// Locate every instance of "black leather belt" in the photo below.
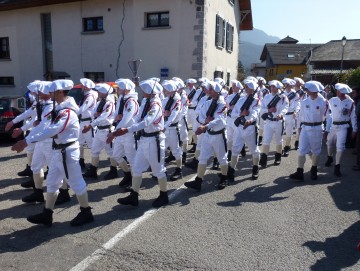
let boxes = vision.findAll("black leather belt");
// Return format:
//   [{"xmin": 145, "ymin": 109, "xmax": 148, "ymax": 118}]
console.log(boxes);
[
  {"xmin": 207, "ymin": 128, "xmax": 225, "ymax": 135},
  {"xmin": 188, "ymin": 106, "xmax": 196, "ymax": 109},
  {"xmin": 285, "ymin": 112, "xmax": 294, "ymax": 115},
  {"xmin": 140, "ymin": 130, "xmax": 161, "ymax": 162},
  {"xmin": 169, "ymin": 122, "xmax": 179, "ymax": 127},
  {"xmin": 52, "ymin": 141, "xmax": 75, "ymax": 150},
  {"xmin": 98, "ymin": 125, "xmax": 111, "ymax": 130},
  {"xmin": 141, "ymin": 131, "xmax": 161, "ymax": 137},
  {"xmin": 52, "ymin": 140, "xmax": 76, "ymax": 179},
  {"xmin": 80, "ymin": 117, "xmax": 92, "ymax": 121},
  {"xmin": 333, "ymin": 121, "xmax": 350, "ymax": 125},
  {"xmin": 302, "ymin": 122, "xmax": 322, "ymax": 126}
]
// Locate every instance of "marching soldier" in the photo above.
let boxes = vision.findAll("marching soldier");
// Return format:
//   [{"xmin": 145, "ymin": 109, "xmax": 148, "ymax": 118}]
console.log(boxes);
[
  {"xmin": 185, "ymin": 78, "xmax": 198, "ymax": 154},
  {"xmin": 112, "ymin": 79, "xmax": 169, "ymax": 208},
  {"xmin": 12, "ymin": 79, "xmax": 94, "ymax": 227},
  {"xmin": 293, "ymin": 77, "xmax": 306, "ymax": 149},
  {"xmin": 184, "ymin": 81, "xmax": 228, "ymax": 191},
  {"xmin": 281, "ymin": 78, "xmax": 300, "ymax": 157},
  {"xmin": 289, "ymin": 81, "xmax": 328, "ymax": 181},
  {"xmin": 229, "ymin": 79, "xmax": 261, "ymax": 181},
  {"xmin": 107, "ymin": 78, "xmax": 139, "ymax": 188},
  {"xmin": 256, "ymin": 76, "xmax": 267, "ymax": 146},
  {"xmin": 324, "ymin": 83, "xmax": 357, "ymax": 176},
  {"xmin": 259, "ymin": 80, "xmax": 289, "ymax": 167},
  {"xmin": 77, "ymin": 78, "xmax": 98, "ymax": 170},
  {"xmin": 162, "ymin": 80, "xmax": 183, "ymax": 180},
  {"xmin": 82, "ymin": 83, "xmax": 116, "ymax": 180}
]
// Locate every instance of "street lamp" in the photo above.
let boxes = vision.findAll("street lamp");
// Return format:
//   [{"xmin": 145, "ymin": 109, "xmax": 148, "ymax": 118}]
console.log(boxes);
[{"xmin": 339, "ymin": 36, "xmax": 347, "ymax": 80}]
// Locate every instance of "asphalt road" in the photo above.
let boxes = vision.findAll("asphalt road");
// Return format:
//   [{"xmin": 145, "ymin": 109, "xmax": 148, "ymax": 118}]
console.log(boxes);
[{"xmin": 0, "ymin": 136, "xmax": 360, "ymax": 271}]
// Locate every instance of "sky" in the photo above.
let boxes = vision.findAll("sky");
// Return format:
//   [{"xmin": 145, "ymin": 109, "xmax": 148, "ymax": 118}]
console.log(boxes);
[{"xmin": 250, "ymin": 0, "xmax": 360, "ymax": 43}]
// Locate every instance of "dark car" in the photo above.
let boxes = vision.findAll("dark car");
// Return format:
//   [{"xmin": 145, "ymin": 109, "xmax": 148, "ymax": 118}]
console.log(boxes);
[{"xmin": 0, "ymin": 96, "xmax": 26, "ymax": 137}]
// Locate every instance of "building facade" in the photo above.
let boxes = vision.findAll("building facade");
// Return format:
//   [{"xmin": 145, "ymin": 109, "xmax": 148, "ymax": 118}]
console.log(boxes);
[{"xmin": 0, "ymin": 0, "xmax": 252, "ymax": 97}]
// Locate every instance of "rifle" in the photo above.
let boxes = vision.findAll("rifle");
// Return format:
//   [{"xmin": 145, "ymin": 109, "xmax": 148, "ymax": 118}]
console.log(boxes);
[
  {"xmin": 261, "ymin": 93, "xmax": 282, "ymax": 121},
  {"xmin": 35, "ymin": 95, "xmax": 42, "ymax": 122},
  {"xmin": 112, "ymin": 96, "xmax": 125, "ymax": 127},
  {"xmin": 164, "ymin": 93, "xmax": 175, "ymax": 122},
  {"xmin": 187, "ymin": 88, "xmax": 196, "ymax": 101},
  {"xmin": 234, "ymin": 86, "xmax": 259, "ymax": 127},
  {"xmin": 95, "ymin": 85, "xmax": 112, "ymax": 118},
  {"xmin": 205, "ymin": 98, "xmax": 219, "ymax": 124},
  {"xmin": 227, "ymin": 92, "xmax": 241, "ymax": 116}
]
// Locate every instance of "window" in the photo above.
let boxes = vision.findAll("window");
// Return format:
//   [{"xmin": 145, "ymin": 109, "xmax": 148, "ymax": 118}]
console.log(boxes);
[
  {"xmin": 0, "ymin": 37, "xmax": 10, "ymax": 59},
  {"xmin": 0, "ymin": 77, "xmax": 15, "ymax": 86},
  {"xmin": 214, "ymin": 71, "xmax": 223, "ymax": 79},
  {"xmin": 145, "ymin": 12, "xmax": 169, "ymax": 28},
  {"xmin": 229, "ymin": 0, "xmax": 235, "ymax": 5},
  {"xmin": 83, "ymin": 17, "xmax": 103, "ymax": 32},
  {"xmin": 286, "ymin": 70, "xmax": 292, "ymax": 75},
  {"xmin": 215, "ymin": 15, "xmax": 226, "ymax": 48},
  {"xmin": 287, "ymin": 53, "xmax": 295, "ymax": 58},
  {"xmin": 226, "ymin": 23, "xmax": 234, "ymax": 52},
  {"xmin": 84, "ymin": 72, "xmax": 104, "ymax": 83}
]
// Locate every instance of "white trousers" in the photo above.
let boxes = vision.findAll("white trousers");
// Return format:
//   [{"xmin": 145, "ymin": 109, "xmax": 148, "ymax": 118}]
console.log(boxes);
[
  {"xmin": 198, "ymin": 132, "xmax": 227, "ymax": 166},
  {"xmin": 327, "ymin": 126, "xmax": 348, "ymax": 152},
  {"xmin": 232, "ymin": 125, "xmax": 260, "ymax": 158},
  {"xmin": 179, "ymin": 117, "xmax": 189, "ymax": 143},
  {"xmin": 226, "ymin": 117, "xmax": 236, "ymax": 144},
  {"xmin": 284, "ymin": 114, "xmax": 296, "ymax": 137},
  {"xmin": 91, "ymin": 128, "xmax": 113, "ymax": 157},
  {"xmin": 298, "ymin": 129, "xmax": 323, "ymax": 156},
  {"xmin": 46, "ymin": 143, "xmax": 87, "ymax": 195},
  {"xmin": 112, "ymin": 132, "xmax": 136, "ymax": 166},
  {"xmin": 132, "ymin": 133, "xmax": 166, "ymax": 179},
  {"xmin": 31, "ymin": 140, "xmax": 53, "ymax": 174},
  {"xmin": 263, "ymin": 120, "xmax": 284, "ymax": 145},
  {"xmin": 165, "ymin": 127, "xmax": 183, "ymax": 160},
  {"xmin": 79, "ymin": 120, "xmax": 94, "ymax": 147}
]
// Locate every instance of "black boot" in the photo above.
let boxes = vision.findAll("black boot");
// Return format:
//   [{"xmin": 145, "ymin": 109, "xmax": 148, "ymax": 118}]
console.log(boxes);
[
  {"xmin": 119, "ymin": 171, "xmax": 132, "ymax": 187},
  {"xmin": 252, "ymin": 165, "xmax": 259, "ymax": 180},
  {"xmin": 310, "ymin": 166, "xmax": 318, "ymax": 180},
  {"xmin": 227, "ymin": 166, "xmax": 235, "ymax": 183},
  {"xmin": 289, "ymin": 168, "xmax": 304, "ymax": 181},
  {"xmin": 182, "ymin": 152, "xmax": 187, "ymax": 164},
  {"xmin": 259, "ymin": 153, "xmax": 268, "ymax": 168},
  {"xmin": 334, "ymin": 164, "xmax": 342, "ymax": 177},
  {"xmin": 165, "ymin": 152, "xmax": 176, "ymax": 163},
  {"xmin": 152, "ymin": 191, "xmax": 169, "ymax": 208},
  {"xmin": 103, "ymin": 166, "xmax": 118, "ymax": 180},
  {"xmin": 82, "ymin": 165, "xmax": 98, "ymax": 179},
  {"xmin": 211, "ymin": 157, "xmax": 220, "ymax": 170},
  {"xmin": 117, "ymin": 191, "xmax": 139, "ymax": 206},
  {"xmin": 283, "ymin": 146, "xmax": 290, "ymax": 157},
  {"xmin": 22, "ymin": 188, "xmax": 44, "ymax": 203},
  {"xmin": 79, "ymin": 158, "xmax": 86, "ymax": 171},
  {"xmin": 184, "ymin": 176, "xmax": 202, "ymax": 192},
  {"xmin": 185, "ymin": 157, "xmax": 198, "ymax": 170},
  {"xmin": 217, "ymin": 174, "xmax": 229, "ymax": 190},
  {"xmin": 55, "ymin": 189, "xmax": 71, "ymax": 205},
  {"xmin": 274, "ymin": 153, "xmax": 282, "ymax": 165},
  {"xmin": 21, "ymin": 177, "xmax": 35, "ymax": 189},
  {"xmin": 188, "ymin": 144, "xmax": 197, "ymax": 153},
  {"xmin": 170, "ymin": 167, "xmax": 182, "ymax": 181},
  {"xmin": 240, "ymin": 145, "xmax": 246, "ymax": 157},
  {"xmin": 27, "ymin": 208, "xmax": 53, "ymax": 227},
  {"xmin": 227, "ymin": 150, "xmax": 232, "ymax": 162},
  {"xmin": 18, "ymin": 164, "xmax": 32, "ymax": 177},
  {"xmin": 325, "ymin": 156, "xmax": 333, "ymax": 167},
  {"xmin": 258, "ymin": 136, "xmax": 263, "ymax": 146},
  {"xmin": 70, "ymin": 206, "xmax": 94, "ymax": 226},
  {"xmin": 294, "ymin": 140, "xmax": 299, "ymax": 150}
]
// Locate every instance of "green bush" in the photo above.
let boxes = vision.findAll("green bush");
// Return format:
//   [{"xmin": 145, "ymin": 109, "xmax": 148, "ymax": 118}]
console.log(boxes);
[{"xmin": 347, "ymin": 67, "xmax": 360, "ymax": 88}]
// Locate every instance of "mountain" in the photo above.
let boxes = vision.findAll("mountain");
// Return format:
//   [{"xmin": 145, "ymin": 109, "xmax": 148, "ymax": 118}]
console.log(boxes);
[{"xmin": 239, "ymin": 28, "xmax": 281, "ymax": 72}]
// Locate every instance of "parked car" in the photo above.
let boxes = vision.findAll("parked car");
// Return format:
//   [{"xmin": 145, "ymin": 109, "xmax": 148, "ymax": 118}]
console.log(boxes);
[{"xmin": 0, "ymin": 96, "xmax": 26, "ymax": 137}]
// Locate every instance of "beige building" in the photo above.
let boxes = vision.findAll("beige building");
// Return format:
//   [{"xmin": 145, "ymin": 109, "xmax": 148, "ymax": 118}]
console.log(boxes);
[{"xmin": 0, "ymin": 0, "xmax": 252, "ymax": 96}]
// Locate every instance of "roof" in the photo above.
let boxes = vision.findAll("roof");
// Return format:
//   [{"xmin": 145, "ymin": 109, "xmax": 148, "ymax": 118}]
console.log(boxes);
[
  {"xmin": 239, "ymin": 0, "xmax": 253, "ymax": 31},
  {"xmin": 310, "ymin": 69, "xmax": 351, "ymax": 75},
  {"xmin": 278, "ymin": 36, "xmax": 299, "ymax": 44},
  {"xmin": 0, "ymin": 0, "xmax": 85, "ymax": 11},
  {"xmin": 260, "ymin": 43, "xmax": 322, "ymax": 65},
  {"xmin": 311, "ymin": 39, "xmax": 360, "ymax": 62}
]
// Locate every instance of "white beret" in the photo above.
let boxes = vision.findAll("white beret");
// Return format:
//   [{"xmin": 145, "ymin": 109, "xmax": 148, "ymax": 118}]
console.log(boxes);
[
  {"xmin": 214, "ymin": 77, "xmax": 226, "ymax": 87},
  {"xmin": 95, "ymin": 83, "xmax": 113, "ymax": 94},
  {"xmin": 186, "ymin": 78, "xmax": 197, "ymax": 84},
  {"xmin": 50, "ymin": 79, "xmax": 74, "ymax": 92},
  {"xmin": 256, "ymin": 76, "xmax": 266, "ymax": 84},
  {"xmin": 304, "ymin": 81, "xmax": 324, "ymax": 93},
  {"xmin": 198, "ymin": 77, "xmax": 209, "ymax": 83},
  {"xmin": 243, "ymin": 79, "xmax": 258, "ymax": 90},
  {"xmin": 208, "ymin": 81, "xmax": 223, "ymax": 93},
  {"xmin": 147, "ymin": 77, "xmax": 161, "ymax": 82},
  {"xmin": 245, "ymin": 76, "xmax": 257, "ymax": 83},
  {"xmin": 140, "ymin": 79, "xmax": 163, "ymax": 94},
  {"xmin": 162, "ymin": 80, "xmax": 178, "ymax": 92},
  {"xmin": 38, "ymin": 81, "xmax": 53, "ymax": 95},
  {"xmin": 80, "ymin": 78, "xmax": 95, "ymax": 89},
  {"xmin": 268, "ymin": 80, "xmax": 283, "ymax": 89},
  {"xmin": 282, "ymin": 78, "xmax": 296, "ymax": 86},
  {"xmin": 27, "ymin": 80, "xmax": 41, "ymax": 93},
  {"xmin": 231, "ymin": 80, "xmax": 243, "ymax": 89},
  {"xmin": 335, "ymin": 83, "xmax": 352, "ymax": 94},
  {"xmin": 115, "ymin": 78, "xmax": 135, "ymax": 91},
  {"xmin": 294, "ymin": 77, "xmax": 305, "ymax": 85}
]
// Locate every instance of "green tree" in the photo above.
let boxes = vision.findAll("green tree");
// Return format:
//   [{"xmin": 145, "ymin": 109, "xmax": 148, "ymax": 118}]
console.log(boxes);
[
  {"xmin": 346, "ymin": 67, "xmax": 360, "ymax": 88},
  {"xmin": 237, "ymin": 61, "xmax": 246, "ymax": 81}
]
